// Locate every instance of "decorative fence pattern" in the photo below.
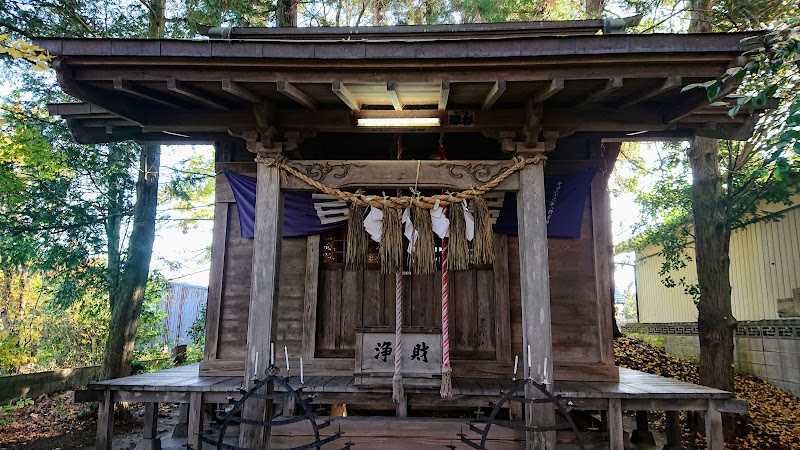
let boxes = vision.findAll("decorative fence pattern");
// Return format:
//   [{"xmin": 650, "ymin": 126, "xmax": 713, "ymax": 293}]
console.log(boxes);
[{"xmin": 625, "ymin": 319, "xmax": 800, "ymax": 340}]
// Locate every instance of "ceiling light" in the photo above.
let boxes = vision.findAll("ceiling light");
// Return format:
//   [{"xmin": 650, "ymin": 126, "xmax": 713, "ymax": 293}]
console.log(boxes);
[{"xmin": 357, "ymin": 117, "xmax": 441, "ymax": 127}]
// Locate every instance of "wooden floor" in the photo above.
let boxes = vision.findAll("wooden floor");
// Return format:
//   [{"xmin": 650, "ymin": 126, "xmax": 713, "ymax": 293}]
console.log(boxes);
[
  {"xmin": 89, "ymin": 365, "xmax": 745, "ymax": 450},
  {"xmin": 90, "ymin": 364, "xmax": 734, "ymax": 401}
]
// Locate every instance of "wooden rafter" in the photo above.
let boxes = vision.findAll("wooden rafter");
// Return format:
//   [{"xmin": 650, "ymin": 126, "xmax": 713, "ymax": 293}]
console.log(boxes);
[
  {"xmin": 482, "ymin": 80, "xmax": 507, "ymax": 110},
  {"xmin": 113, "ymin": 78, "xmax": 180, "ymax": 108},
  {"xmin": 276, "ymin": 80, "xmax": 316, "ymax": 110},
  {"xmin": 386, "ymin": 81, "xmax": 403, "ymax": 111},
  {"xmin": 577, "ymin": 77, "xmax": 623, "ymax": 106},
  {"xmin": 533, "ymin": 78, "xmax": 564, "ymax": 103},
  {"xmin": 332, "ymin": 81, "xmax": 360, "ymax": 111},
  {"xmin": 618, "ymin": 75, "xmax": 682, "ymax": 108},
  {"xmin": 438, "ymin": 81, "xmax": 450, "ymax": 111},
  {"xmin": 221, "ymin": 79, "xmax": 261, "ymax": 103},
  {"xmin": 662, "ymin": 57, "xmax": 748, "ymax": 122},
  {"xmin": 167, "ymin": 79, "xmax": 229, "ymax": 109}
]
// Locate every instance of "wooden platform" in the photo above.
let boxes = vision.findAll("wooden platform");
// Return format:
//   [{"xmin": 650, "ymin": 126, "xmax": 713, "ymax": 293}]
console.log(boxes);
[{"xmin": 86, "ymin": 364, "xmax": 746, "ymax": 450}]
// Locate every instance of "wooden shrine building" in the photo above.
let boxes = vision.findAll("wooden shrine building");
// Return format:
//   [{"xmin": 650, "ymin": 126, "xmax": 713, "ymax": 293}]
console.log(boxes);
[{"xmin": 38, "ymin": 18, "xmax": 762, "ymax": 450}]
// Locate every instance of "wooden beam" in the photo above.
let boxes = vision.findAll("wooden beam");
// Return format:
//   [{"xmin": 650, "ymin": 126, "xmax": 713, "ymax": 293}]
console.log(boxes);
[
  {"xmin": 664, "ymin": 56, "xmax": 747, "ymax": 122},
  {"xmin": 114, "ymin": 78, "xmax": 180, "ymax": 108},
  {"xmin": 277, "ymin": 80, "xmax": 316, "ymax": 110},
  {"xmin": 482, "ymin": 79, "xmax": 507, "ymax": 110},
  {"xmin": 332, "ymin": 81, "xmax": 360, "ymax": 111},
  {"xmin": 438, "ymin": 81, "xmax": 450, "ymax": 111},
  {"xmin": 276, "ymin": 159, "xmax": 520, "ymax": 191},
  {"xmin": 54, "ymin": 64, "xmax": 148, "ymax": 125},
  {"xmin": 665, "ymin": 411, "xmax": 684, "ymax": 450},
  {"xmin": 516, "ymin": 157, "xmax": 555, "ymax": 450},
  {"xmin": 533, "ymin": 78, "xmax": 564, "ymax": 102},
  {"xmin": 167, "ymin": 78, "xmax": 229, "ymax": 109},
  {"xmin": 386, "ymin": 81, "xmax": 403, "ymax": 111},
  {"xmin": 577, "ymin": 77, "xmax": 623, "ymax": 106},
  {"xmin": 240, "ymin": 159, "xmax": 284, "ymax": 448},
  {"xmin": 222, "ymin": 79, "xmax": 261, "ymax": 103},
  {"xmin": 619, "ymin": 75, "xmax": 682, "ymax": 108},
  {"xmin": 97, "ymin": 389, "xmax": 114, "ymax": 450},
  {"xmin": 705, "ymin": 400, "xmax": 723, "ymax": 450},
  {"xmin": 187, "ymin": 392, "xmax": 203, "ymax": 450},
  {"xmin": 608, "ymin": 398, "xmax": 624, "ymax": 450}
]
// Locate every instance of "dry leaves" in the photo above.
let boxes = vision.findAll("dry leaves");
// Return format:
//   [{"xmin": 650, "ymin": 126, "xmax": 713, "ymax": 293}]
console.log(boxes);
[{"xmin": 615, "ymin": 336, "xmax": 800, "ymax": 450}]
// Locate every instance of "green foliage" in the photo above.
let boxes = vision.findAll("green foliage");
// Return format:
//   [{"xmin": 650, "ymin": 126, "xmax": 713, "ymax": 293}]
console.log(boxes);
[
  {"xmin": 1, "ymin": 397, "xmax": 34, "ymax": 414},
  {"xmin": 187, "ymin": 301, "xmax": 207, "ymax": 347}
]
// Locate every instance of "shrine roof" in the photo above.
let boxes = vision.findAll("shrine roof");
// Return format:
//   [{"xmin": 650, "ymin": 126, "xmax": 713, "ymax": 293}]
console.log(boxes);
[{"xmin": 34, "ymin": 22, "xmax": 767, "ymax": 146}]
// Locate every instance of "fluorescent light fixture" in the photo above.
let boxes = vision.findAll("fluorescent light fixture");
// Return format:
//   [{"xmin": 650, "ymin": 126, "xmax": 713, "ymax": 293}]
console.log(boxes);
[{"xmin": 357, "ymin": 117, "xmax": 441, "ymax": 127}]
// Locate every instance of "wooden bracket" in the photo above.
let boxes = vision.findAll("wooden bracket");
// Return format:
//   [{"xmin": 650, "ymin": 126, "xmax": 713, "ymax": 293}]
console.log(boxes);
[
  {"xmin": 523, "ymin": 98, "xmax": 543, "ymax": 147},
  {"xmin": 482, "ymin": 129, "xmax": 521, "ymax": 153}
]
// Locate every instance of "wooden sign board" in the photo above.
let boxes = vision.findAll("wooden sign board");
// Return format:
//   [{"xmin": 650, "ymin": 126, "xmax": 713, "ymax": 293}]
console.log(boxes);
[{"xmin": 355, "ymin": 331, "xmax": 442, "ymax": 379}]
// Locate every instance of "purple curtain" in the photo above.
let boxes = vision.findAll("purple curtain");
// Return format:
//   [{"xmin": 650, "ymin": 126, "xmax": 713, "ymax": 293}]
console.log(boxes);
[{"xmin": 224, "ymin": 168, "xmax": 596, "ymax": 239}]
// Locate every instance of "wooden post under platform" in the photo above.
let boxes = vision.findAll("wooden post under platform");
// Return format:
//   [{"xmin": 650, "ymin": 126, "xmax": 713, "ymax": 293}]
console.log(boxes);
[
  {"xmin": 239, "ymin": 158, "xmax": 285, "ymax": 449},
  {"xmin": 516, "ymin": 155, "xmax": 555, "ymax": 450}
]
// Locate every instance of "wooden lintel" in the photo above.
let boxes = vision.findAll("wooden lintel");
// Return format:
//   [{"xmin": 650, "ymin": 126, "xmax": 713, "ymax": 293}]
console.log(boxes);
[
  {"xmin": 113, "ymin": 78, "xmax": 181, "ymax": 108},
  {"xmin": 619, "ymin": 75, "xmax": 682, "ymax": 108},
  {"xmin": 167, "ymin": 78, "xmax": 229, "ymax": 109},
  {"xmin": 277, "ymin": 80, "xmax": 316, "ymax": 110},
  {"xmin": 533, "ymin": 78, "xmax": 564, "ymax": 103},
  {"xmin": 577, "ymin": 77, "xmax": 623, "ymax": 106},
  {"xmin": 386, "ymin": 81, "xmax": 403, "ymax": 111},
  {"xmin": 221, "ymin": 79, "xmax": 261, "ymax": 103},
  {"xmin": 332, "ymin": 81, "xmax": 360, "ymax": 111},
  {"xmin": 438, "ymin": 81, "xmax": 450, "ymax": 111},
  {"xmin": 275, "ymin": 159, "xmax": 521, "ymax": 191},
  {"xmin": 482, "ymin": 79, "xmax": 507, "ymax": 110}
]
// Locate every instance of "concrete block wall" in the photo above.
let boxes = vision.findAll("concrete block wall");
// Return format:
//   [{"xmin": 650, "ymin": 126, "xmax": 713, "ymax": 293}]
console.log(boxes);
[
  {"xmin": 0, "ymin": 366, "xmax": 101, "ymax": 403},
  {"xmin": 625, "ymin": 321, "xmax": 800, "ymax": 397}
]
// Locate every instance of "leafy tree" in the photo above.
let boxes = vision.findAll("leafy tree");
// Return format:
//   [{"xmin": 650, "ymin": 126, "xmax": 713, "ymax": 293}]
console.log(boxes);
[{"xmin": 614, "ymin": 0, "xmax": 799, "ymax": 438}]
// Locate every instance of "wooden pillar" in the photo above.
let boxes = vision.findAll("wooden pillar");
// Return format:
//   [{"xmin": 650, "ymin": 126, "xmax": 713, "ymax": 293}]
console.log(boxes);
[
  {"xmin": 608, "ymin": 398, "xmax": 624, "ymax": 450},
  {"xmin": 239, "ymin": 156, "xmax": 285, "ymax": 449},
  {"xmin": 665, "ymin": 411, "xmax": 684, "ymax": 450},
  {"xmin": 96, "ymin": 389, "xmax": 114, "ymax": 450},
  {"xmin": 188, "ymin": 392, "xmax": 203, "ymax": 449},
  {"xmin": 516, "ymin": 157, "xmax": 555, "ymax": 450},
  {"xmin": 143, "ymin": 402, "xmax": 162, "ymax": 450},
  {"xmin": 705, "ymin": 400, "xmax": 723, "ymax": 450}
]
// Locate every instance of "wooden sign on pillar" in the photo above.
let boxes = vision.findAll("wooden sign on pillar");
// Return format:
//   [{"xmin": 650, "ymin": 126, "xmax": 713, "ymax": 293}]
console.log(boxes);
[
  {"xmin": 516, "ymin": 149, "xmax": 555, "ymax": 450},
  {"xmin": 240, "ymin": 152, "xmax": 285, "ymax": 449}
]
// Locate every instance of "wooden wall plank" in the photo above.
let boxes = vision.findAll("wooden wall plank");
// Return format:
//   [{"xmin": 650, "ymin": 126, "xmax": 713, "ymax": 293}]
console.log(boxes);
[
  {"xmin": 203, "ymin": 202, "xmax": 228, "ymax": 361},
  {"xmin": 591, "ymin": 172, "xmax": 616, "ymax": 367},
  {"xmin": 362, "ymin": 270, "xmax": 384, "ymax": 327},
  {"xmin": 494, "ymin": 234, "xmax": 512, "ymax": 363},
  {"xmin": 302, "ymin": 235, "xmax": 320, "ymax": 359}
]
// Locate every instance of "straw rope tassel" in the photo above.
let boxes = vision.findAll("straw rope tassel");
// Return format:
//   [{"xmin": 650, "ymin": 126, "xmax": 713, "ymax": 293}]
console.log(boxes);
[
  {"xmin": 448, "ymin": 200, "xmax": 470, "ymax": 271},
  {"xmin": 472, "ymin": 196, "xmax": 494, "ymax": 265},
  {"xmin": 412, "ymin": 207, "xmax": 435, "ymax": 274},
  {"xmin": 393, "ymin": 134, "xmax": 404, "ymax": 403},
  {"xmin": 345, "ymin": 202, "xmax": 368, "ymax": 271}
]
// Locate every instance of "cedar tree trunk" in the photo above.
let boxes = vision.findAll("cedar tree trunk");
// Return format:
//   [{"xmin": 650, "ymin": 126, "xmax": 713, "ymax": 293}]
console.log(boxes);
[
  {"xmin": 688, "ymin": 136, "xmax": 737, "ymax": 434},
  {"xmin": 101, "ymin": 144, "xmax": 161, "ymax": 380},
  {"xmin": 585, "ymin": 0, "xmax": 605, "ymax": 18}
]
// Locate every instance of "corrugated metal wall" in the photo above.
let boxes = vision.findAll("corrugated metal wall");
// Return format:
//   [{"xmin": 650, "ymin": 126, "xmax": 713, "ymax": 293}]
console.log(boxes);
[
  {"xmin": 161, "ymin": 283, "xmax": 207, "ymax": 345},
  {"xmin": 636, "ymin": 205, "xmax": 800, "ymax": 323}
]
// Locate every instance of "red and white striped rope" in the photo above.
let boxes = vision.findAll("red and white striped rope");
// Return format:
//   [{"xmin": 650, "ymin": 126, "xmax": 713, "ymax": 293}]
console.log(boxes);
[
  {"xmin": 393, "ymin": 134, "xmax": 404, "ymax": 402},
  {"xmin": 441, "ymin": 234, "xmax": 450, "ymax": 369}
]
